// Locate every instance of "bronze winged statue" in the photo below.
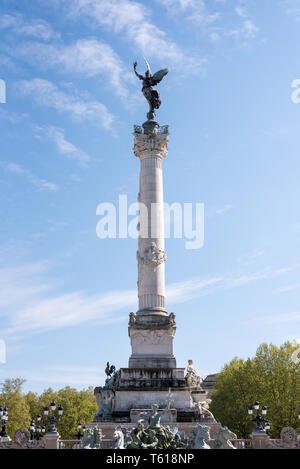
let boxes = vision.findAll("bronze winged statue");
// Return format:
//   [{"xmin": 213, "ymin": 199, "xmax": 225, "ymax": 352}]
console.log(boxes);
[{"xmin": 134, "ymin": 58, "xmax": 169, "ymax": 121}]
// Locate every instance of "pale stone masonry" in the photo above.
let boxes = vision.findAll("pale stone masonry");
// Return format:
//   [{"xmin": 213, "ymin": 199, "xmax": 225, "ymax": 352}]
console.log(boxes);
[{"xmin": 128, "ymin": 126, "xmax": 176, "ymax": 369}]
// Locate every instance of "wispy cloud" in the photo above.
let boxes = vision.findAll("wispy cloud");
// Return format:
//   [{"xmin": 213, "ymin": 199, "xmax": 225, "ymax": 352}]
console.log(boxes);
[
  {"xmin": 70, "ymin": 0, "xmax": 204, "ymax": 71},
  {"xmin": 16, "ymin": 78, "xmax": 114, "ymax": 130},
  {"xmin": 1, "ymin": 259, "xmax": 296, "ymax": 340},
  {"xmin": 0, "ymin": 161, "xmax": 58, "ymax": 191},
  {"xmin": 158, "ymin": 0, "xmax": 219, "ymax": 24},
  {"xmin": 229, "ymin": 19, "xmax": 259, "ymax": 40},
  {"xmin": 215, "ymin": 204, "xmax": 234, "ymax": 215},
  {"xmin": 0, "ymin": 365, "xmax": 105, "ymax": 388},
  {"xmin": 158, "ymin": 0, "xmax": 259, "ymax": 43},
  {"xmin": 238, "ymin": 249, "xmax": 264, "ymax": 266},
  {"xmin": 206, "ymin": 204, "xmax": 234, "ymax": 217},
  {"xmin": 284, "ymin": 0, "xmax": 300, "ymax": 22},
  {"xmin": 0, "ymin": 13, "xmax": 59, "ymax": 40},
  {"xmin": 36, "ymin": 125, "xmax": 91, "ymax": 167},
  {"xmin": 251, "ymin": 312, "xmax": 300, "ymax": 325},
  {"xmin": 272, "ymin": 283, "xmax": 300, "ymax": 295},
  {"xmin": 15, "ymin": 39, "xmax": 130, "ymax": 100}
]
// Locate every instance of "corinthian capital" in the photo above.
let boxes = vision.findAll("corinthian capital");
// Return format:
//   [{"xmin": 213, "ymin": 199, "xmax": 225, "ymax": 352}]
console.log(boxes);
[{"xmin": 133, "ymin": 130, "xmax": 169, "ymax": 160}]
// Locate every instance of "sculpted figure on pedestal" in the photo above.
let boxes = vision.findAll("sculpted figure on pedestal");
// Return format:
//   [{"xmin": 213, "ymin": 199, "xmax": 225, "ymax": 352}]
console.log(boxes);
[
  {"xmin": 196, "ymin": 399, "xmax": 215, "ymax": 421},
  {"xmin": 112, "ymin": 426, "xmax": 125, "ymax": 449},
  {"xmin": 209, "ymin": 426, "xmax": 237, "ymax": 449},
  {"xmin": 128, "ymin": 420, "xmax": 149, "ymax": 449},
  {"xmin": 81, "ymin": 428, "xmax": 103, "ymax": 449},
  {"xmin": 185, "ymin": 359, "xmax": 203, "ymax": 388},
  {"xmin": 129, "ymin": 312, "xmax": 136, "ymax": 325},
  {"xmin": 94, "ymin": 364, "xmax": 120, "ymax": 418},
  {"xmin": 189, "ymin": 424, "xmax": 211, "ymax": 449},
  {"xmin": 134, "ymin": 59, "xmax": 169, "ymax": 121}
]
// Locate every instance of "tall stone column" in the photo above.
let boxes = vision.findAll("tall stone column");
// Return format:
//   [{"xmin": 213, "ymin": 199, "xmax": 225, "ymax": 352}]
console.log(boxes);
[{"xmin": 128, "ymin": 125, "xmax": 176, "ymax": 369}]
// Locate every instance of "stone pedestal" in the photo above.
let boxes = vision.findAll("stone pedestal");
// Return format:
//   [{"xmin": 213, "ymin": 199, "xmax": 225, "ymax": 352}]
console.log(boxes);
[
  {"xmin": 251, "ymin": 430, "xmax": 270, "ymax": 449},
  {"xmin": 113, "ymin": 367, "xmax": 193, "ymax": 413},
  {"xmin": 43, "ymin": 432, "xmax": 60, "ymax": 450}
]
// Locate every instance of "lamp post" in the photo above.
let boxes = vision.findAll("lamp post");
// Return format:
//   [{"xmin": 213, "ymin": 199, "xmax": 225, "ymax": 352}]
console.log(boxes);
[
  {"xmin": 0, "ymin": 406, "xmax": 8, "ymax": 437},
  {"xmin": 76, "ymin": 422, "xmax": 86, "ymax": 440},
  {"xmin": 43, "ymin": 401, "xmax": 63, "ymax": 434},
  {"xmin": 248, "ymin": 400, "xmax": 270, "ymax": 433},
  {"xmin": 30, "ymin": 414, "xmax": 44, "ymax": 440},
  {"xmin": 30, "ymin": 419, "xmax": 35, "ymax": 441}
]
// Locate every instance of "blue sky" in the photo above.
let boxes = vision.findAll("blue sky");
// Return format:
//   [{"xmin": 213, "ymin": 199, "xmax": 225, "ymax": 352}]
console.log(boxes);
[{"xmin": 0, "ymin": 0, "xmax": 300, "ymax": 393}]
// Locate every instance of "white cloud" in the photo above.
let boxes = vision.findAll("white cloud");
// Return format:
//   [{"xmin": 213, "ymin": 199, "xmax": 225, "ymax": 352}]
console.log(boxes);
[
  {"xmin": 238, "ymin": 249, "xmax": 264, "ymax": 266},
  {"xmin": 215, "ymin": 204, "xmax": 234, "ymax": 215},
  {"xmin": 70, "ymin": 0, "xmax": 204, "ymax": 70},
  {"xmin": 41, "ymin": 126, "xmax": 91, "ymax": 167},
  {"xmin": 0, "ymin": 365, "xmax": 105, "ymax": 388},
  {"xmin": 0, "ymin": 13, "xmax": 59, "ymax": 40},
  {"xmin": 0, "ymin": 161, "xmax": 58, "ymax": 191},
  {"xmin": 159, "ymin": 0, "xmax": 259, "ymax": 43},
  {"xmin": 15, "ymin": 39, "xmax": 130, "ymax": 100},
  {"xmin": 16, "ymin": 78, "xmax": 114, "ymax": 130},
  {"xmin": 230, "ymin": 20, "xmax": 259, "ymax": 40},
  {"xmin": 158, "ymin": 0, "xmax": 202, "ymax": 14},
  {"xmin": 235, "ymin": 5, "xmax": 248, "ymax": 18},
  {"xmin": 272, "ymin": 283, "xmax": 300, "ymax": 295},
  {"xmin": 252, "ymin": 312, "xmax": 300, "ymax": 325},
  {"xmin": 0, "ymin": 259, "xmax": 296, "ymax": 340},
  {"xmin": 157, "ymin": 0, "xmax": 219, "ymax": 25},
  {"xmin": 284, "ymin": 0, "xmax": 300, "ymax": 21}
]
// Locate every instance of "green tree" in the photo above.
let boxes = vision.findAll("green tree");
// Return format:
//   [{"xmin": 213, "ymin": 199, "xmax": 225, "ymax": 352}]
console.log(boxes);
[
  {"xmin": 210, "ymin": 341, "xmax": 300, "ymax": 438},
  {"xmin": 54, "ymin": 386, "xmax": 97, "ymax": 439},
  {"xmin": 0, "ymin": 378, "xmax": 31, "ymax": 437}
]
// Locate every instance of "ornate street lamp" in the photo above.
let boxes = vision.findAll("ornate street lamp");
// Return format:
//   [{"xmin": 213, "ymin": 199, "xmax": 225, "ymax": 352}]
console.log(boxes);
[
  {"xmin": 30, "ymin": 419, "xmax": 35, "ymax": 440},
  {"xmin": 76, "ymin": 422, "xmax": 86, "ymax": 440},
  {"xmin": 43, "ymin": 401, "xmax": 63, "ymax": 434},
  {"xmin": 0, "ymin": 406, "xmax": 8, "ymax": 437},
  {"xmin": 32, "ymin": 414, "xmax": 44, "ymax": 440},
  {"xmin": 248, "ymin": 400, "xmax": 269, "ymax": 433}
]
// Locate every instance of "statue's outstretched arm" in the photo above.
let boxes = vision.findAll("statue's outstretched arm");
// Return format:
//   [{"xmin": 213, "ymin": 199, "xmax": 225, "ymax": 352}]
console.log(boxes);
[{"xmin": 134, "ymin": 61, "xmax": 144, "ymax": 81}]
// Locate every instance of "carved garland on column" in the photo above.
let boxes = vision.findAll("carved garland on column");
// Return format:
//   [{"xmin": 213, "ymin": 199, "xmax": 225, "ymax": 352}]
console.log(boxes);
[{"xmin": 137, "ymin": 242, "xmax": 167, "ymax": 267}]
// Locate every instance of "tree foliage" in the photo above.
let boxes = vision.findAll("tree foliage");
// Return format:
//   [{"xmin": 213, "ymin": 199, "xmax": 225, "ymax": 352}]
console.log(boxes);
[
  {"xmin": 0, "ymin": 379, "xmax": 97, "ymax": 439},
  {"xmin": 210, "ymin": 341, "xmax": 300, "ymax": 438},
  {"xmin": 0, "ymin": 378, "xmax": 31, "ymax": 437}
]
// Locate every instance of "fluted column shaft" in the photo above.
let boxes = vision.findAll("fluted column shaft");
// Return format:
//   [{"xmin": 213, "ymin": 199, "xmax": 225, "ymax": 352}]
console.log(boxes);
[{"xmin": 134, "ymin": 130, "xmax": 169, "ymax": 316}]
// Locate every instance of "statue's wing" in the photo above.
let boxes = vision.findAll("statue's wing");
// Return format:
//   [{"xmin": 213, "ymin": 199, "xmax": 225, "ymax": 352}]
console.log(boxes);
[{"xmin": 150, "ymin": 68, "xmax": 169, "ymax": 85}]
